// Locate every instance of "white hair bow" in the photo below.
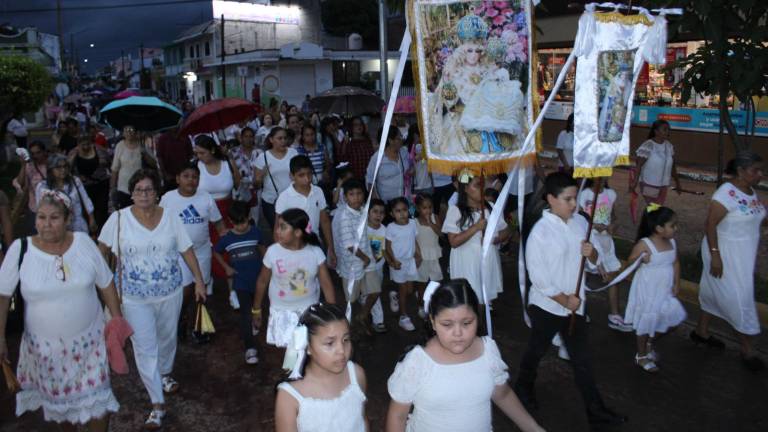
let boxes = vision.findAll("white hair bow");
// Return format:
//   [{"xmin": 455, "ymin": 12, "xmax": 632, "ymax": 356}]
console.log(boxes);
[
  {"xmin": 422, "ymin": 281, "xmax": 441, "ymax": 316},
  {"xmin": 287, "ymin": 325, "xmax": 309, "ymax": 379}
]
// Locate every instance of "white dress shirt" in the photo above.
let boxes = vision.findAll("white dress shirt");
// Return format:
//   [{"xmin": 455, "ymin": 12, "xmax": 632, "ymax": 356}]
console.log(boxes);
[{"xmin": 525, "ymin": 210, "xmax": 601, "ymax": 317}]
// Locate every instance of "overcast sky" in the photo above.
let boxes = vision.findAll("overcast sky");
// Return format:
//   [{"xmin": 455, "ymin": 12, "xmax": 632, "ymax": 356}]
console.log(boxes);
[{"xmin": 1, "ymin": 0, "xmax": 214, "ymax": 73}]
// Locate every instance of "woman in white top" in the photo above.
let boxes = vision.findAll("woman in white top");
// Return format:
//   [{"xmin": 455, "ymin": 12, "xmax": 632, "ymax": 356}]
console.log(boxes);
[
  {"xmin": 555, "ymin": 113, "xmax": 574, "ymax": 173},
  {"xmin": 386, "ymin": 279, "xmax": 543, "ymax": 432},
  {"xmin": 694, "ymin": 151, "xmax": 767, "ymax": 372},
  {"xmin": 256, "ymin": 113, "xmax": 275, "ymax": 149},
  {"xmin": 275, "ymin": 303, "xmax": 368, "ymax": 432},
  {"xmin": 0, "ymin": 192, "xmax": 122, "ymax": 432},
  {"xmin": 632, "ymin": 120, "xmax": 682, "ymax": 206},
  {"xmin": 35, "ymin": 153, "xmax": 96, "ymax": 235},
  {"xmin": 98, "ymin": 169, "xmax": 206, "ymax": 429},
  {"xmin": 254, "ymin": 127, "xmax": 299, "ymax": 229},
  {"xmin": 110, "ymin": 125, "xmax": 158, "ymax": 210}
]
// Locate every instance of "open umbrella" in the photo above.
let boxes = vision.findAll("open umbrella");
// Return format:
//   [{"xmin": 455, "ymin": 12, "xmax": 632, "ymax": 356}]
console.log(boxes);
[
  {"xmin": 309, "ymin": 86, "xmax": 385, "ymax": 116},
  {"xmin": 180, "ymin": 97, "xmax": 257, "ymax": 136},
  {"xmin": 382, "ymin": 95, "xmax": 417, "ymax": 114},
  {"xmin": 114, "ymin": 89, "xmax": 141, "ymax": 100},
  {"xmin": 99, "ymin": 96, "xmax": 182, "ymax": 132}
]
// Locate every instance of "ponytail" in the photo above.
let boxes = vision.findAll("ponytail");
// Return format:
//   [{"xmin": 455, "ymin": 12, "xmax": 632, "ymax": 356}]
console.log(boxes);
[{"xmin": 279, "ymin": 208, "xmax": 321, "ymax": 248}]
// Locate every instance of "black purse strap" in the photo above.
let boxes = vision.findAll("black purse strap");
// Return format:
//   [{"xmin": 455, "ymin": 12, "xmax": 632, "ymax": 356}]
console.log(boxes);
[{"xmin": 264, "ymin": 152, "xmax": 279, "ymax": 196}]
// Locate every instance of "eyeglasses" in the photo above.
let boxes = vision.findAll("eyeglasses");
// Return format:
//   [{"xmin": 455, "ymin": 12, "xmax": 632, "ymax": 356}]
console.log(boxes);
[
  {"xmin": 467, "ymin": 48, "xmax": 484, "ymax": 54},
  {"xmin": 133, "ymin": 187, "xmax": 156, "ymax": 196},
  {"xmin": 55, "ymin": 255, "xmax": 66, "ymax": 282}
]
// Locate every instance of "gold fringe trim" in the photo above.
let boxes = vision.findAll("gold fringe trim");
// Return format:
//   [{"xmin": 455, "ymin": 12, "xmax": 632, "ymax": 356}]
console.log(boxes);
[
  {"xmin": 573, "ymin": 166, "xmax": 615, "ymax": 179},
  {"xmin": 427, "ymin": 153, "xmax": 538, "ymax": 177},
  {"xmin": 530, "ymin": 6, "xmax": 542, "ymax": 152},
  {"xmin": 595, "ymin": 11, "xmax": 652, "ymax": 26},
  {"xmin": 614, "ymin": 154, "xmax": 631, "ymax": 166}
]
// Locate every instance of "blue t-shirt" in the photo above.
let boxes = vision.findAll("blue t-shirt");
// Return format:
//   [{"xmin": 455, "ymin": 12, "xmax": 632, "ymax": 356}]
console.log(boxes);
[{"xmin": 214, "ymin": 226, "xmax": 263, "ymax": 292}]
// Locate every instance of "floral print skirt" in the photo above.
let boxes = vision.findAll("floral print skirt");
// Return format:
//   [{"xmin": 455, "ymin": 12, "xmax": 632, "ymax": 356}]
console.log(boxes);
[{"xmin": 15, "ymin": 317, "xmax": 119, "ymax": 424}]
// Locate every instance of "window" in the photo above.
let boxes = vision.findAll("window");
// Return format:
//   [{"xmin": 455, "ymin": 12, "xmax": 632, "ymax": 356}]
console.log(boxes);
[
  {"xmin": 195, "ymin": 44, "xmax": 200, "ymax": 58},
  {"xmin": 205, "ymin": 41, "xmax": 211, "ymax": 56},
  {"xmin": 332, "ymin": 61, "xmax": 360, "ymax": 87},
  {"xmin": 189, "ymin": 45, "xmax": 194, "ymax": 58}
]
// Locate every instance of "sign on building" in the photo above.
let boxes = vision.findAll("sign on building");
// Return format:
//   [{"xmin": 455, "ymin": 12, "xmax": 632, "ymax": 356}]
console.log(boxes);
[{"xmin": 212, "ymin": 0, "xmax": 300, "ymax": 25}]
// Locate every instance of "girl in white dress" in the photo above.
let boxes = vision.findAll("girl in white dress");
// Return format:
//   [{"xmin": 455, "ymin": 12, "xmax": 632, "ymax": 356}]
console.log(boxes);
[
  {"xmin": 385, "ymin": 197, "xmax": 422, "ymax": 332},
  {"xmin": 275, "ymin": 303, "xmax": 368, "ymax": 432},
  {"xmin": 624, "ymin": 205, "xmax": 686, "ymax": 372},
  {"xmin": 252, "ymin": 209, "xmax": 336, "ymax": 349},
  {"xmin": 414, "ymin": 194, "xmax": 443, "ymax": 319},
  {"xmin": 386, "ymin": 279, "xmax": 544, "ymax": 432},
  {"xmin": 441, "ymin": 172, "xmax": 509, "ymax": 307},
  {"xmin": 694, "ymin": 152, "xmax": 766, "ymax": 372}
]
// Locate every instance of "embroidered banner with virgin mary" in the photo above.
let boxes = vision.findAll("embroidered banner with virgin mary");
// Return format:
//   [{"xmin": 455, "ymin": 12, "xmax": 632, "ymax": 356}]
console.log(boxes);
[{"xmin": 410, "ymin": 0, "xmax": 537, "ymax": 175}]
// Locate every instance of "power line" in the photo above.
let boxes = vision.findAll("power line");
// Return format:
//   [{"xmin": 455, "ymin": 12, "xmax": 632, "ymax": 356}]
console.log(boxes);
[{"xmin": 3, "ymin": 0, "xmax": 212, "ymax": 14}]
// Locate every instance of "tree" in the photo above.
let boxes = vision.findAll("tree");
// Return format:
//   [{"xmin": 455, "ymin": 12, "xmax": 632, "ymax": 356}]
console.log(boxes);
[
  {"xmin": 320, "ymin": 0, "xmax": 379, "ymax": 46},
  {"xmin": 654, "ymin": 0, "xmax": 768, "ymax": 152},
  {"xmin": 0, "ymin": 56, "xmax": 54, "ymax": 135}
]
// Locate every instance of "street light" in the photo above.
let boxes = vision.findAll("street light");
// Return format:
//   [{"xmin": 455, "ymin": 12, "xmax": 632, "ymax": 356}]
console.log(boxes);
[
  {"xmin": 89, "ymin": 43, "xmax": 95, "ymax": 48},
  {"xmin": 83, "ymin": 58, "xmax": 88, "ymax": 63}
]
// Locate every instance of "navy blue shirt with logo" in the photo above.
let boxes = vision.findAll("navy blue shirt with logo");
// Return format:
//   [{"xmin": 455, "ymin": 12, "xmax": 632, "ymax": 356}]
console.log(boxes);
[{"xmin": 214, "ymin": 225, "xmax": 263, "ymax": 292}]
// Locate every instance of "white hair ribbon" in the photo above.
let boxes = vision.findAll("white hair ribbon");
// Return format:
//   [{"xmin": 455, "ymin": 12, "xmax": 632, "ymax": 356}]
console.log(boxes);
[
  {"xmin": 287, "ymin": 325, "xmax": 309, "ymax": 380},
  {"xmin": 422, "ymin": 281, "xmax": 441, "ymax": 315}
]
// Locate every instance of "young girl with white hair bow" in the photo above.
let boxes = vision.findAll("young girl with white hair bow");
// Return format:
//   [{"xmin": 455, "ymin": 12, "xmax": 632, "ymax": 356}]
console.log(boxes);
[{"xmin": 274, "ymin": 303, "xmax": 369, "ymax": 432}]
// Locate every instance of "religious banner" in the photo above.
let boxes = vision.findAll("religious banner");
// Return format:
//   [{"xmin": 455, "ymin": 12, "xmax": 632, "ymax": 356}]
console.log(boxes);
[
  {"xmin": 571, "ymin": 3, "xmax": 672, "ymax": 178},
  {"xmin": 410, "ymin": 0, "xmax": 537, "ymax": 175}
]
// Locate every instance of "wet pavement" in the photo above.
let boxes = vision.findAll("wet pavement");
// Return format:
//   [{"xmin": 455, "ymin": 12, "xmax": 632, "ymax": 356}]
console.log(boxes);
[{"xmin": 2, "ymin": 255, "xmax": 766, "ymax": 431}]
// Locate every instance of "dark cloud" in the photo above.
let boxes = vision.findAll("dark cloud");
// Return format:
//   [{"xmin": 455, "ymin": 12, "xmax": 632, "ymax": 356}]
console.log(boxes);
[{"xmin": 1, "ymin": 0, "xmax": 213, "ymax": 73}]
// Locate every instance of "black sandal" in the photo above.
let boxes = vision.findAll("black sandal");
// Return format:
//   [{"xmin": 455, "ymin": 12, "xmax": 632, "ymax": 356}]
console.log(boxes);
[{"xmin": 689, "ymin": 331, "xmax": 725, "ymax": 349}]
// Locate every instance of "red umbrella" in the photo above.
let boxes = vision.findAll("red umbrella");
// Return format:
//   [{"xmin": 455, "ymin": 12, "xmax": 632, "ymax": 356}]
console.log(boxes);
[
  {"xmin": 180, "ymin": 98, "xmax": 258, "ymax": 136},
  {"xmin": 114, "ymin": 89, "xmax": 141, "ymax": 99}
]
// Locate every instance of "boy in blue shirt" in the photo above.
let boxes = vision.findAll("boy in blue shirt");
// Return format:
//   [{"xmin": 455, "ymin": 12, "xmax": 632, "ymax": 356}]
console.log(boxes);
[{"xmin": 214, "ymin": 201, "xmax": 266, "ymax": 365}]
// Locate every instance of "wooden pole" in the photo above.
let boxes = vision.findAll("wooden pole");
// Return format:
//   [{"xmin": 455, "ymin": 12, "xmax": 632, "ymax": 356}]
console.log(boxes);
[{"xmin": 569, "ymin": 177, "xmax": 603, "ymax": 335}]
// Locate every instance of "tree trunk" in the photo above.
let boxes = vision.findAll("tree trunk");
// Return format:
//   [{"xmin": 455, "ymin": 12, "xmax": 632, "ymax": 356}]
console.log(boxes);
[
  {"xmin": 718, "ymin": 81, "xmax": 745, "ymax": 153},
  {"xmin": 717, "ymin": 109, "xmax": 724, "ymax": 186}
]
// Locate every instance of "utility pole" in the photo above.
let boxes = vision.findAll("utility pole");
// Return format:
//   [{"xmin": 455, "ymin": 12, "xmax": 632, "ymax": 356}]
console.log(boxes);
[
  {"xmin": 70, "ymin": 34, "xmax": 74, "ymax": 72},
  {"xmin": 378, "ymin": 0, "xmax": 389, "ymax": 100},
  {"xmin": 220, "ymin": 14, "xmax": 226, "ymax": 98},
  {"xmin": 140, "ymin": 43, "xmax": 145, "ymax": 89},
  {"xmin": 56, "ymin": 0, "xmax": 64, "ymax": 71},
  {"xmin": 121, "ymin": 49, "xmax": 126, "ymax": 87}
]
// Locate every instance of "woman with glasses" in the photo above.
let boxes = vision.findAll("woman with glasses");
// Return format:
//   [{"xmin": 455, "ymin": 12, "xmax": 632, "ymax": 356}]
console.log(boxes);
[
  {"xmin": 98, "ymin": 169, "xmax": 206, "ymax": 430},
  {"xmin": 110, "ymin": 125, "xmax": 157, "ymax": 210},
  {"xmin": 35, "ymin": 153, "xmax": 97, "ymax": 235},
  {"xmin": 0, "ymin": 191, "xmax": 123, "ymax": 432}
]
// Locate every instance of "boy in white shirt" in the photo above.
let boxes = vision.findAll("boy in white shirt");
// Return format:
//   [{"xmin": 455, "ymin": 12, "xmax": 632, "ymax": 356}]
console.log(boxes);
[
  {"xmin": 160, "ymin": 162, "xmax": 226, "ymax": 341},
  {"xmin": 274, "ymin": 155, "xmax": 336, "ymax": 268},
  {"xmin": 515, "ymin": 172, "xmax": 627, "ymax": 428}
]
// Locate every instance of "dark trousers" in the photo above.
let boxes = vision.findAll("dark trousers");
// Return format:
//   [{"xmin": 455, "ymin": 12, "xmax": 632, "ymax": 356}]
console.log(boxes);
[
  {"xmin": 515, "ymin": 305, "xmax": 604, "ymax": 411},
  {"xmin": 236, "ymin": 290, "xmax": 256, "ymax": 350},
  {"xmin": 262, "ymin": 201, "xmax": 276, "ymax": 230}
]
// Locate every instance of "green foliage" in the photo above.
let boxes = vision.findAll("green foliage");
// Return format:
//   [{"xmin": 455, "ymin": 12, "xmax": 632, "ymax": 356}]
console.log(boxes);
[
  {"xmin": 0, "ymin": 55, "xmax": 54, "ymax": 117},
  {"xmin": 320, "ymin": 0, "xmax": 380, "ymax": 44}
]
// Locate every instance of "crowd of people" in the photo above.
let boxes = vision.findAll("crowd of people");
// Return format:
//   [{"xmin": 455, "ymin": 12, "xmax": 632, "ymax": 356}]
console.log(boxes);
[{"xmin": 0, "ymin": 101, "xmax": 765, "ymax": 432}]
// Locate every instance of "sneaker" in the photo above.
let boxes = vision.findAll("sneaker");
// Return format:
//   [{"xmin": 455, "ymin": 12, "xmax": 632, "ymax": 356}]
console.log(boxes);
[
  {"xmin": 371, "ymin": 298, "xmax": 384, "ymax": 325},
  {"xmin": 372, "ymin": 323, "xmax": 388, "ymax": 333},
  {"xmin": 161, "ymin": 376, "xmax": 179, "ymax": 394},
  {"xmin": 144, "ymin": 408, "xmax": 166, "ymax": 430},
  {"xmin": 389, "ymin": 291, "xmax": 400, "ymax": 313},
  {"xmin": 398, "ymin": 315, "xmax": 415, "ymax": 331},
  {"xmin": 558, "ymin": 344, "xmax": 570, "ymax": 361},
  {"xmin": 607, "ymin": 314, "xmax": 633, "ymax": 332},
  {"xmin": 229, "ymin": 290, "xmax": 240, "ymax": 310},
  {"xmin": 245, "ymin": 348, "xmax": 259, "ymax": 365}
]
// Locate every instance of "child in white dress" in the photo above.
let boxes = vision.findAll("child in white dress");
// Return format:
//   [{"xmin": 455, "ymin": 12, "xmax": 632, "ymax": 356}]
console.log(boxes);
[
  {"xmin": 385, "ymin": 197, "xmax": 422, "ymax": 332},
  {"xmin": 414, "ymin": 194, "xmax": 443, "ymax": 318},
  {"xmin": 624, "ymin": 205, "xmax": 687, "ymax": 373},
  {"xmin": 252, "ymin": 209, "xmax": 336, "ymax": 349},
  {"xmin": 386, "ymin": 279, "xmax": 544, "ymax": 432},
  {"xmin": 275, "ymin": 303, "xmax": 368, "ymax": 432}
]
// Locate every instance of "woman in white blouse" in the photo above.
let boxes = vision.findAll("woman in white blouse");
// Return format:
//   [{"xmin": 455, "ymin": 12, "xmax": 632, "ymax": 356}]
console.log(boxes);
[
  {"xmin": 98, "ymin": 169, "xmax": 206, "ymax": 430},
  {"xmin": 631, "ymin": 120, "xmax": 681, "ymax": 205},
  {"xmin": 0, "ymin": 192, "xmax": 122, "ymax": 432}
]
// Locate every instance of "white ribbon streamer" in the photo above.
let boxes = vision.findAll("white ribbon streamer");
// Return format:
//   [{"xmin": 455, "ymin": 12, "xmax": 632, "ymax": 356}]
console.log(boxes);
[
  {"xmin": 286, "ymin": 324, "xmax": 309, "ymax": 379},
  {"xmin": 585, "ymin": 252, "xmax": 647, "ymax": 293}
]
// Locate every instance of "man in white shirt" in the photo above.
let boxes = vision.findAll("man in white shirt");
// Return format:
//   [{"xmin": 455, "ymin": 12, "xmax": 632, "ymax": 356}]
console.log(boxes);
[
  {"xmin": 274, "ymin": 154, "xmax": 336, "ymax": 268},
  {"xmin": 8, "ymin": 113, "xmax": 28, "ymax": 148},
  {"xmin": 515, "ymin": 172, "xmax": 627, "ymax": 428}
]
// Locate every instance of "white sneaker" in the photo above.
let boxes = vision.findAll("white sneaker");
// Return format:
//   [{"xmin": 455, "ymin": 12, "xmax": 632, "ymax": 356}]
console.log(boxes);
[
  {"xmin": 389, "ymin": 291, "xmax": 400, "ymax": 313},
  {"xmin": 245, "ymin": 348, "xmax": 258, "ymax": 365},
  {"xmin": 229, "ymin": 290, "xmax": 240, "ymax": 310},
  {"xmin": 371, "ymin": 298, "xmax": 384, "ymax": 325},
  {"xmin": 398, "ymin": 315, "xmax": 415, "ymax": 331},
  {"xmin": 558, "ymin": 344, "xmax": 570, "ymax": 361},
  {"xmin": 607, "ymin": 314, "xmax": 633, "ymax": 332}
]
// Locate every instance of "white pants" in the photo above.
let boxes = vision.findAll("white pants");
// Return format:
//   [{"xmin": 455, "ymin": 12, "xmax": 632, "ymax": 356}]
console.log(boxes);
[{"xmin": 122, "ymin": 290, "xmax": 184, "ymax": 404}]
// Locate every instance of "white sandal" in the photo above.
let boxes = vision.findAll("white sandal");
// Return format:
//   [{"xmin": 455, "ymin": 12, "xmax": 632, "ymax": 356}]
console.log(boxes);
[
  {"xmin": 144, "ymin": 409, "xmax": 166, "ymax": 430},
  {"xmin": 635, "ymin": 353, "xmax": 659, "ymax": 373},
  {"xmin": 646, "ymin": 342, "xmax": 659, "ymax": 362},
  {"xmin": 161, "ymin": 376, "xmax": 179, "ymax": 394}
]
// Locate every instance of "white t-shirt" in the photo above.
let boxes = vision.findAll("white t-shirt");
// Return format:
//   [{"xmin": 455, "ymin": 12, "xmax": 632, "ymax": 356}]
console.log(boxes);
[
  {"xmin": 274, "ymin": 184, "xmax": 327, "ymax": 235},
  {"xmin": 198, "ymin": 160, "xmax": 234, "ymax": 200},
  {"xmin": 160, "ymin": 189, "xmax": 222, "ymax": 253},
  {"xmin": 8, "ymin": 118, "xmax": 28, "ymax": 137},
  {"xmin": 555, "ymin": 130, "xmax": 574, "ymax": 167},
  {"xmin": 254, "ymin": 148, "xmax": 299, "ymax": 204},
  {"xmin": 578, "ymin": 188, "xmax": 617, "ymax": 226},
  {"xmin": 366, "ymin": 224, "xmax": 386, "ymax": 272},
  {"xmin": 263, "ymin": 243, "xmax": 326, "ymax": 310},
  {"xmin": 636, "ymin": 139, "xmax": 674, "ymax": 187},
  {"xmin": 98, "ymin": 207, "xmax": 193, "ymax": 303},
  {"xmin": 111, "ymin": 141, "xmax": 143, "ymax": 194},
  {"xmin": 385, "ymin": 220, "xmax": 418, "ymax": 261}
]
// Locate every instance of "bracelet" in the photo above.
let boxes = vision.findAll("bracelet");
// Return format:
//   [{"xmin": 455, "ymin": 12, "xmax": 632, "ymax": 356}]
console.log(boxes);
[
  {"xmin": 710, "ymin": 247, "xmax": 719, "ymax": 252},
  {"xmin": 251, "ymin": 307, "xmax": 262, "ymax": 316}
]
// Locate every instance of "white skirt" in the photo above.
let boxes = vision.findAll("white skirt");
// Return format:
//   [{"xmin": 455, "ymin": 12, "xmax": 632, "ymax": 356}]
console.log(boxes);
[
  {"xmin": 267, "ymin": 307, "xmax": 306, "ymax": 347},
  {"xmin": 390, "ymin": 258, "xmax": 419, "ymax": 284}
]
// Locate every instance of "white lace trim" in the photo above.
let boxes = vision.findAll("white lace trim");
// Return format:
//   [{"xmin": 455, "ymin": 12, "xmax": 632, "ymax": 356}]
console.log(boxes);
[{"xmin": 16, "ymin": 386, "xmax": 119, "ymax": 424}]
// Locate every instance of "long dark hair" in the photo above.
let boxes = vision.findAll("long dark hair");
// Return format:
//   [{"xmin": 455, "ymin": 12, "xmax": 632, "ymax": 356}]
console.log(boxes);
[
  {"xmin": 282, "ymin": 303, "xmax": 348, "ymax": 382},
  {"xmin": 279, "ymin": 208, "xmax": 321, "ymax": 247},
  {"xmin": 456, "ymin": 178, "xmax": 491, "ymax": 230},
  {"xmin": 637, "ymin": 206, "xmax": 676, "ymax": 241},
  {"xmin": 193, "ymin": 135, "xmax": 226, "ymax": 160},
  {"xmin": 404, "ymin": 124, "xmax": 420, "ymax": 152},
  {"xmin": 647, "ymin": 119, "xmax": 670, "ymax": 140},
  {"xmin": 565, "ymin": 113, "xmax": 574, "ymax": 133},
  {"xmin": 264, "ymin": 126, "xmax": 285, "ymax": 151}
]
